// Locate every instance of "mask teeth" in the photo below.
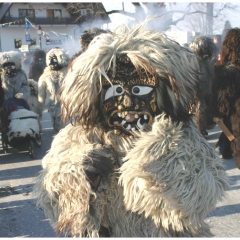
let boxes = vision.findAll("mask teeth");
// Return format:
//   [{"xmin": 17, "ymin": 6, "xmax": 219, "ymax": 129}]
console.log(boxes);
[
  {"xmin": 121, "ymin": 120, "xmax": 126, "ymax": 125},
  {"xmin": 125, "ymin": 114, "xmax": 130, "ymax": 120}
]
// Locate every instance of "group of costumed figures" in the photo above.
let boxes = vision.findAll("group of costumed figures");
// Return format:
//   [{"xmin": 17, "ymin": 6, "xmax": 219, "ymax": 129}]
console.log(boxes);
[
  {"xmin": 0, "ymin": 47, "xmax": 69, "ymax": 134},
  {"xmin": 1, "ymin": 18, "xmax": 240, "ymax": 237}
]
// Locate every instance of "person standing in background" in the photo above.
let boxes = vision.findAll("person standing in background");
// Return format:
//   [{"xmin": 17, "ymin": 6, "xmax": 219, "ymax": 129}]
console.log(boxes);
[
  {"xmin": 28, "ymin": 49, "xmax": 46, "ymax": 82},
  {"xmin": 212, "ymin": 28, "xmax": 240, "ymax": 166}
]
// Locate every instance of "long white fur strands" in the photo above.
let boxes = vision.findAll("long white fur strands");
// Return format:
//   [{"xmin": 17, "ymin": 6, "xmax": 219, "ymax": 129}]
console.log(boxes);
[
  {"xmin": 60, "ymin": 20, "xmax": 199, "ymax": 125},
  {"xmin": 119, "ymin": 114, "xmax": 228, "ymax": 236}
]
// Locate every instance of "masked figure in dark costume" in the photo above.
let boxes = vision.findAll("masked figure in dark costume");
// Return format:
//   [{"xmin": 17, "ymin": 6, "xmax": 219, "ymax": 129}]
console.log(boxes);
[
  {"xmin": 28, "ymin": 49, "xmax": 46, "ymax": 82},
  {"xmin": 213, "ymin": 28, "xmax": 240, "ymax": 167},
  {"xmin": 34, "ymin": 21, "xmax": 228, "ymax": 237},
  {"xmin": 38, "ymin": 48, "xmax": 69, "ymax": 132},
  {"xmin": 189, "ymin": 36, "xmax": 217, "ymax": 137},
  {"xmin": 68, "ymin": 28, "xmax": 108, "ymax": 69}
]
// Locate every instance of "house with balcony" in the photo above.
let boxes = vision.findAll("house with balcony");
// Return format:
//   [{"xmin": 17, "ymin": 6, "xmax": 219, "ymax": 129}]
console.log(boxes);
[{"xmin": 0, "ymin": 2, "xmax": 111, "ymax": 52}]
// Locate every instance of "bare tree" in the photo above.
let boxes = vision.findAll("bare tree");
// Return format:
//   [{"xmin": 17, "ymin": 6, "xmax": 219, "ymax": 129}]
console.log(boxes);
[
  {"xmin": 65, "ymin": 2, "xmax": 240, "ymax": 34},
  {"xmin": 106, "ymin": 2, "xmax": 240, "ymax": 33},
  {"xmin": 171, "ymin": 2, "xmax": 239, "ymax": 36}
]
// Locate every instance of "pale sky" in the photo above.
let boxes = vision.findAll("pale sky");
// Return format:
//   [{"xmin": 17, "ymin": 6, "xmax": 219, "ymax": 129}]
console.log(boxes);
[{"xmin": 102, "ymin": 1, "xmax": 240, "ymax": 34}]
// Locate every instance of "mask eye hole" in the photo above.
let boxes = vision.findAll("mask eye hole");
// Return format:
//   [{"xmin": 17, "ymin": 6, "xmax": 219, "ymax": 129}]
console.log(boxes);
[
  {"xmin": 132, "ymin": 86, "xmax": 153, "ymax": 96},
  {"xmin": 104, "ymin": 84, "xmax": 124, "ymax": 101}
]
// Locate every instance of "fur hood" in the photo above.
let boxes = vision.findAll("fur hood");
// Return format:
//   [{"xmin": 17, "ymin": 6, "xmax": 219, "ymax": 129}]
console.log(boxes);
[
  {"xmin": 32, "ymin": 49, "xmax": 46, "ymax": 61},
  {"xmin": 189, "ymin": 36, "xmax": 217, "ymax": 61},
  {"xmin": 0, "ymin": 51, "xmax": 22, "ymax": 70},
  {"xmin": 61, "ymin": 20, "xmax": 200, "ymax": 127},
  {"xmin": 46, "ymin": 48, "xmax": 69, "ymax": 68}
]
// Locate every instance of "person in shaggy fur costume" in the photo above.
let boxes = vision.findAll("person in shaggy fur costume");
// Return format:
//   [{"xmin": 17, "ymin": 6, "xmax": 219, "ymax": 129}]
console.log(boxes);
[
  {"xmin": 28, "ymin": 49, "xmax": 46, "ymax": 82},
  {"xmin": 34, "ymin": 21, "xmax": 228, "ymax": 237},
  {"xmin": 189, "ymin": 36, "xmax": 217, "ymax": 137},
  {"xmin": 0, "ymin": 51, "xmax": 30, "ymax": 101},
  {"xmin": 38, "ymin": 47, "xmax": 69, "ymax": 133},
  {"xmin": 212, "ymin": 28, "xmax": 240, "ymax": 167},
  {"xmin": 0, "ymin": 50, "xmax": 30, "ymax": 141},
  {"xmin": 68, "ymin": 28, "xmax": 109, "ymax": 69}
]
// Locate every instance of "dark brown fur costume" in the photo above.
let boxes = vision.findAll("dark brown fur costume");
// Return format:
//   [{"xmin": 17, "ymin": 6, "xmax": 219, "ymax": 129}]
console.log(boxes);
[
  {"xmin": 189, "ymin": 36, "xmax": 216, "ymax": 136},
  {"xmin": 68, "ymin": 28, "xmax": 109, "ymax": 69},
  {"xmin": 28, "ymin": 49, "xmax": 46, "ymax": 82},
  {"xmin": 213, "ymin": 28, "xmax": 240, "ymax": 168}
]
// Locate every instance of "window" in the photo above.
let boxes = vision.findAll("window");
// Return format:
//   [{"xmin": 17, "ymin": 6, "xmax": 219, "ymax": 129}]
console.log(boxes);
[
  {"xmin": 47, "ymin": 9, "xmax": 62, "ymax": 19},
  {"xmin": 80, "ymin": 9, "xmax": 93, "ymax": 16},
  {"xmin": 14, "ymin": 39, "xmax": 22, "ymax": 49},
  {"xmin": 80, "ymin": 9, "xmax": 87, "ymax": 16},
  {"xmin": 19, "ymin": 9, "xmax": 35, "ymax": 18}
]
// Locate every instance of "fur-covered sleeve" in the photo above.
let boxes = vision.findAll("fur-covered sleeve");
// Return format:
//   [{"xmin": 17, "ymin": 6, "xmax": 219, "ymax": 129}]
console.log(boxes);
[
  {"xmin": 18, "ymin": 70, "xmax": 30, "ymax": 101},
  {"xmin": 34, "ymin": 126, "xmax": 108, "ymax": 237},
  {"xmin": 28, "ymin": 63, "xmax": 34, "ymax": 80},
  {"xmin": 119, "ymin": 114, "xmax": 228, "ymax": 233},
  {"xmin": 38, "ymin": 73, "xmax": 47, "ymax": 112}
]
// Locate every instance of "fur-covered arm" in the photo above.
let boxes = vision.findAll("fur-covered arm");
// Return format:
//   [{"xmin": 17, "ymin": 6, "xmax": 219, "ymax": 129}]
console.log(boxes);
[
  {"xmin": 34, "ymin": 126, "xmax": 113, "ymax": 237},
  {"xmin": 119, "ymin": 114, "xmax": 228, "ymax": 234},
  {"xmin": 16, "ymin": 70, "xmax": 30, "ymax": 101},
  {"xmin": 28, "ymin": 63, "xmax": 35, "ymax": 80}
]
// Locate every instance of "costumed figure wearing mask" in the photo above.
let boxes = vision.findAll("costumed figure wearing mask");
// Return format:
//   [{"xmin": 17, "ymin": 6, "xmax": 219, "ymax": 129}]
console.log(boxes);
[
  {"xmin": 38, "ymin": 48, "xmax": 69, "ymax": 133},
  {"xmin": 28, "ymin": 49, "xmax": 46, "ymax": 82},
  {"xmin": 34, "ymin": 21, "xmax": 228, "ymax": 237},
  {"xmin": 0, "ymin": 51, "xmax": 30, "ymax": 138},
  {"xmin": 0, "ymin": 51, "xmax": 30, "ymax": 101},
  {"xmin": 212, "ymin": 28, "xmax": 240, "ymax": 167},
  {"xmin": 189, "ymin": 36, "xmax": 217, "ymax": 137}
]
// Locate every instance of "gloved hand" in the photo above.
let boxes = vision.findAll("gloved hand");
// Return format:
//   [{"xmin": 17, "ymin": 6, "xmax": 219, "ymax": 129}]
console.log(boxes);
[
  {"xmin": 83, "ymin": 145, "xmax": 114, "ymax": 181},
  {"xmin": 15, "ymin": 93, "xmax": 23, "ymax": 99}
]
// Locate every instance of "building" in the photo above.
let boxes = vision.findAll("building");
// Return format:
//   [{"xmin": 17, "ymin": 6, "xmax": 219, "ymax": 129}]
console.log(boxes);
[{"xmin": 0, "ymin": 2, "xmax": 111, "ymax": 53}]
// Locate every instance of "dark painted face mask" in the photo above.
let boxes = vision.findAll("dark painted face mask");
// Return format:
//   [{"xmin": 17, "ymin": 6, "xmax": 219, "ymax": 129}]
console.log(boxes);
[
  {"xmin": 38, "ymin": 57, "xmax": 45, "ymax": 66},
  {"xmin": 2, "ymin": 62, "xmax": 17, "ymax": 77},
  {"xmin": 102, "ymin": 54, "xmax": 159, "ymax": 136},
  {"xmin": 48, "ymin": 55, "xmax": 61, "ymax": 70}
]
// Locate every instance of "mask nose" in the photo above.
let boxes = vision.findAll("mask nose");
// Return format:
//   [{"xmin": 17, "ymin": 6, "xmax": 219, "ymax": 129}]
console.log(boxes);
[{"xmin": 123, "ymin": 94, "xmax": 132, "ymax": 107}]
